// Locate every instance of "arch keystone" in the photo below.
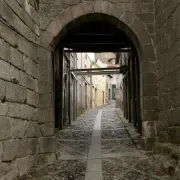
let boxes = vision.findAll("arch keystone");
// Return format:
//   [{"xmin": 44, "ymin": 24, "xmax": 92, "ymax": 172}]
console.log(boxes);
[
  {"xmin": 71, "ymin": 4, "xmax": 85, "ymax": 19},
  {"xmin": 82, "ymin": 2, "xmax": 94, "ymax": 14},
  {"xmin": 99, "ymin": 1, "xmax": 112, "ymax": 15},
  {"xmin": 111, "ymin": 4, "xmax": 124, "ymax": 19}
]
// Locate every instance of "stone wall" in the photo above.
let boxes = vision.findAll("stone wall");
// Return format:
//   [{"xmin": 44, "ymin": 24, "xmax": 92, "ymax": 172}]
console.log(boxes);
[
  {"xmin": 76, "ymin": 53, "xmax": 92, "ymax": 115},
  {"xmin": 0, "ymin": 0, "xmax": 55, "ymax": 179},
  {"xmin": 153, "ymin": 0, "xmax": 180, "ymax": 174},
  {"xmin": 0, "ymin": 0, "xmax": 164, "ymax": 178},
  {"xmin": 155, "ymin": 0, "xmax": 180, "ymax": 143}
]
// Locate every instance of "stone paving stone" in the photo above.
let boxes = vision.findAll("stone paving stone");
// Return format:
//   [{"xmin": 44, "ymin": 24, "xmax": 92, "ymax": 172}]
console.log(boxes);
[
  {"xmin": 17, "ymin": 160, "xmax": 87, "ymax": 180},
  {"xmin": 17, "ymin": 102, "xmax": 173, "ymax": 180},
  {"xmin": 101, "ymin": 129, "xmax": 129, "ymax": 139},
  {"xmin": 57, "ymin": 130, "xmax": 92, "ymax": 140},
  {"xmin": 57, "ymin": 140, "xmax": 91, "ymax": 156},
  {"xmin": 102, "ymin": 139, "xmax": 137, "ymax": 154}
]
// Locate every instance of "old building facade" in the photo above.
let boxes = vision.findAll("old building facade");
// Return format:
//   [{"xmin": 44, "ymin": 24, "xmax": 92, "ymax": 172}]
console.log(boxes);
[{"xmin": 1, "ymin": 0, "xmax": 180, "ymax": 179}]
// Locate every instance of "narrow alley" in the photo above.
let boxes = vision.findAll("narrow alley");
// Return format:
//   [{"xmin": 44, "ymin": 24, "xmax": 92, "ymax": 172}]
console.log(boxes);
[{"xmin": 18, "ymin": 102, "xmax": 172, "ymax": 180}]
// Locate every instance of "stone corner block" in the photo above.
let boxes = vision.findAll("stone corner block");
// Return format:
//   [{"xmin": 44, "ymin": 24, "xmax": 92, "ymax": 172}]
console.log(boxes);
[
  {"xmin": 2, "ymin": 139, "xmax": 19, "ymax": 161},
  {"xmin": 38, "ymin": 137, "xmax": 56, "ymax": 153},
  {"xmin": 17, "ymin": 155, "xmax": 34, "ymax": 177},
  {"xmin": 37, "ymin": 153, "xmax": 56, "ymax": 165},
  {"xmin": 141, "ymin": 136, "xmax": 155, "ymax": 150}
]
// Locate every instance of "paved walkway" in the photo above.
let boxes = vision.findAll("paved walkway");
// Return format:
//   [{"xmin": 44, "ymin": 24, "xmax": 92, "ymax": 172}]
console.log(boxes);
[{"xmin": 18, "ymin": 102, "xmax": 173, "ymax": 180}]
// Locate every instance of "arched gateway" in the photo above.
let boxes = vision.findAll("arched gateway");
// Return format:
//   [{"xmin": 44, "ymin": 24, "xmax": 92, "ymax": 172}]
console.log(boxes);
[{"xmin": 39, "ymin": 1, "xmax": 158, "ymax": 150}]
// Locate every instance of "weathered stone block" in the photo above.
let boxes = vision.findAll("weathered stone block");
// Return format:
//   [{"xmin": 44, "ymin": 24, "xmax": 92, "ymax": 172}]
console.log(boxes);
[
  {"xmin": 38, "ymin": 46, "xmax": 51, "ymax": 64},
  {"xmin": 39, "ymin": 94, "xmax": 52, "ymax": 108},
  {"xmin": 0, "ymin": 168, "xmax": 18, "ymax": 180},
  {"xmin": 142, "ymin": 44, "xmax": 156, "ymax": 61},
  {"xmin": 169, "ymin": 127, "xmax": 180, "ymax": 144},
  {"xmin": 38, "ymin": 137, "xmax": 56, "ymax": 153},
  {"xmin": 7, "ymin": 103, "xmax": 20, "ymax": 118},
  {"xmin": 24, "ymin": 56, "xmax": 38, "ymax": 78},
  {"xmin": 170, "ymin": 88, "xmax": 180, "ymax": 108},
  {"xmin": 0, "ymin": 142, "xmax": 3, "ymax": 160},
  {"xmin": 143, "ymin": 73, "xmax": 157, "ymax": 85},
  {"xmin": 39, "ymin": 68, "xmax": 52, "ymax": 82},
  {"xmin": 0, "ymin": 79, "xmax": 5, "ymax": 100},
  {"xmin": 0, "ymin": 60, "xmax": 14, "ymax": 81},
  {"xmin": 6, "ymin": 82, "xmax": 27, "ymax": 103},
  {"xmin": 19, "ymin": 104, "xmax": 33, "ymax": 120},
  {"xmin": 82, "ymin": 2, "xmax": 94, "ymax": 14},
  {"xmin": 0, "ymin": 162, "xmax": 12, "ymax": 178},
  {"xmin": 169, "ymin": 107, "xmax": 180, "ymax": 126},
  {"xmin": 131, "ymin": 17, "xmax": 145, "ymax": 34},
  {"xmin": 141, "ymin": 61, "xmax": 157, "ymax": 73},
  {"xmin": 120, "ymin": 11, "xmax": 133, "ymax": 26},
  {"xmin": 136, "ymin": 12, "xmax": 154, "ymax": 23},
  {"xmin": 31, "ymin": 108, "xmax": 39, "ymax": 122},
  {"xmin": 159, "ymin": 94, "xmax": 171, "ymax": 111},
  {"xmin": 12, "ymin": 119, "xmax": 27, "ymax": 138},
  {"xmin": 111, "ymin": 4, "xmax": 124, "ymax": 18},
  {"xmin": 10, "ymin": 47, "xmax": 23, "ymax": 69},
  {"xmin": 27, "ymin": 90, "xmax": 39, "ymax": 107},
  {"xmin": 34, "ymin": 79, "xmax": 39, "ymax": 93},
  {"xmin": 40, "ymin": 31, "xmax": 54, "ymax": 47},
  {"xmin": 17, "ymin": 139, "xmax": 30, "ymax": 158},
  {"xmin": 0, "ymin": 117, "xmax": 13, "ymax": 141},
  {"xmin": 137, "ymin": 29, "xmax": 151, "ymax": 45},
  {"xmin": 99, "ymin": 1, "xmax": 111, "ymax": 14},
  {"xmin": 26, "ymin": 122, "xmax": 41, "ymax": 138},
  {"xmin": 143, "ymin": 96, "xmax": 158, "ymax": 110},
  {"xmin": 0, "ymin": 0, "xmax": 15, "ymax": 26},
  {"xmin": 38, "ymin": 108, "xmax": 54, "ymax": 123},
  {"xmin": 17, "ymin": 155, "xmax": 33, "ymax": 177},
  {"xmin": 39, "ymin": 81, "xmax": 52, "ymax": 94},
  {"xmin": 0, "ymin": 21, "xmax": 18, "ymax": 47},
  {"xmin": 143, "ymin": 85, "xmax": 158, "ymax": 96},
  {"xmin": 18, "ymin": 35, "xmax": 38, "ymax": 62},
  {"xmin": 46, "ymin": 16, "xmax": 62, "ymax": 37},
  {"xmin": 174, "ymin": 160, "xmax": 180, "ymax": 179},
  {"xmin": 0, "ymin": 38, "xmax": 11, "ymax": 62},
  {"xmin": 142, "ymin": 121, "xmax": 156, "ymax": 138},
  {"xmin": 132, "ymin": 2, "xmax": 153, "ymax": 13},
  {"xmin": 0, "ymin": 103, "xmax": 8, "ymax": 116},
  {"xmin": 40, "ymin": 123, "xmax": 55, "ymax": 137},
  {"xmin": 29, "ymin": 138, "xmax": 38, "ymax": 155},
  {"xmin": 2, "ymin": 140, "xmax": 19, "ymax": 161},
  {"xmin": 37, "ymin": 153, "xmax": 56, "ymax": 165},
  {"xmin": 142, "ymin": 110, "xmax": 159, "ymax": 122},
  {"xmin": 19, "ymin": 71, "xmax": 35, "ymax": 91},
  {"xmin": 141, "ymin": 136, "xmax": 155, "ymax": 150},
  {"xmin": 71, "ymin": 4, "xmax": 85, "ymax": 19}
]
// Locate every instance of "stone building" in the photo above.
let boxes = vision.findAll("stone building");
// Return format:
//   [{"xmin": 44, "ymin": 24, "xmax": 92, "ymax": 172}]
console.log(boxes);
[
  {"xmin": 91, "ymin": 59, "xmax": 106, "ymax": 108},
  {"xmin": 76, "ymin": 53, "xmax": 92, "ymax": 115},
  {"xmin": 1, "ymin": 0, "xmax": 180, "ymax": 178}
]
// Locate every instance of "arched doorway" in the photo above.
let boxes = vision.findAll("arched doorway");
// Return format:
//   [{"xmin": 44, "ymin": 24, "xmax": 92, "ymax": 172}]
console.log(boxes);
[
  {"xmin": 40, "ymin": 3, "xmax": 158, "ymax": 149},
  {"xmin": 53, "ymin": 13, "xmax": 141, "ymax": 133}
]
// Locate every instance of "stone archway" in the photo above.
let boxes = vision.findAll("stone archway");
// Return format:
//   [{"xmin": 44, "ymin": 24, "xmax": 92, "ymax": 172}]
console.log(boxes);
[{"xmin": 39, "ymin": 1, "xmax": 158, "ymax": 149}]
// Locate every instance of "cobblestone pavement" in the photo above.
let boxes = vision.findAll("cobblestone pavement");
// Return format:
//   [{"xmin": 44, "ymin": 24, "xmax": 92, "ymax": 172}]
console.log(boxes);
[{"xmin": 17, "ymin": 102, "xmax": 173, "ymax": 180}]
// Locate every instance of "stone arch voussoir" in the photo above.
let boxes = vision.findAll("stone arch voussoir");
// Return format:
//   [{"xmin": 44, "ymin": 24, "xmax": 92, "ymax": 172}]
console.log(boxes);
[{"xmin": 41, "ymin": 1, "xmax": 153, "ymax": 52}]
